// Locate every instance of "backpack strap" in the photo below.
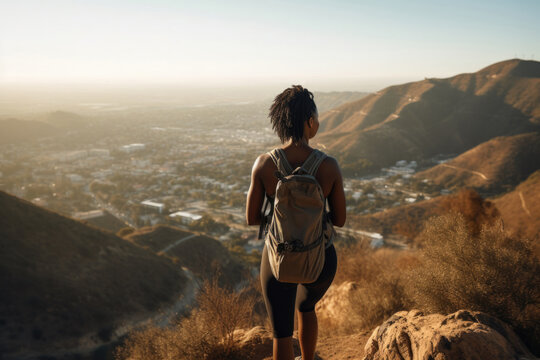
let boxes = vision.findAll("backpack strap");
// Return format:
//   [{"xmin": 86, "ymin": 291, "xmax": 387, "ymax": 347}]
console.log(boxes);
[
  {"xmin": 258, "ymin": 194, "xmax": 274, "ymax": 240},
  {"xmin": 302, "ymin": 149, "xmax": 327, "ymax": 176},
  {"xmin": 270, "ymin": 148, "xmax": 327, "ymax": 177},
  {"xmin": 268, "ymin": 149, "xmax": 293, "ymax": 175}
]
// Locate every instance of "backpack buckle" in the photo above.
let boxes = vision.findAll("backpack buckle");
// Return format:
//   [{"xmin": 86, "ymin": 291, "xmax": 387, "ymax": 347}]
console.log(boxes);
[{"xmin": 277, "ymin": 240, "xmax": 303, "ymax": 254}]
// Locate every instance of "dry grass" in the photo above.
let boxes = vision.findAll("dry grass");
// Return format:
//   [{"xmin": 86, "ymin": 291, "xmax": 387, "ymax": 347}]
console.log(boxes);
[
  {"xmin": 321, "ymin": 212, "xmax": 539, "ymax": 355},
  {"xmin": 409, "ymin": 213, "xmax": 540, "ymax": 354},
  {"xmin": 319, "ymin": 242, "xmax": 419, "ymax": 335},
  {"xmin": 116, "ymin": 279, "xmax": 257, "ymax": 360}
]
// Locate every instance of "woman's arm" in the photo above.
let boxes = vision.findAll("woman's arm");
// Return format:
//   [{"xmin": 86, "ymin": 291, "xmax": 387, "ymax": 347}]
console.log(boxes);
[
  {"xmin": 246, "ymin": 155, "xmax": 266, "ymax": 225},
  {"xmin": 326, "ymin": 157, "xmax": 346, "ymax": 227}
]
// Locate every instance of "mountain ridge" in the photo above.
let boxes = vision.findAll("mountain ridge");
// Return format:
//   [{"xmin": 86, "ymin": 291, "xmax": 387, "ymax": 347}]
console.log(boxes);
[
  {"xmin": 415, "ymin": 132, "xmax": 540, "ymax": 194},
  {"xmin": 317, "ymin": 59, "xmax": 540, "ymax": 169}
]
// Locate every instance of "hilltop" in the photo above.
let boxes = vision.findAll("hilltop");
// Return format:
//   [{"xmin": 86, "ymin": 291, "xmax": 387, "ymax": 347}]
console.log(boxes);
[
  {"xmin": 0, "ymin": 111, "xmax": 88, "ymax": 144},
  {"xmin": 318, "ymin": 59, "xmax": 540, "ymax": 168},
  {"xmin": 415, "ymin": 132, "xmax": 540, "ymax": 194},
  {"xmin": 0, "ymin": 191, "xmax": 187, "ymax": 358},
  {"xmin": 42, "ymin": 110, "xmax": 87, "ymax": 130},
  {"xmin": 0, "ymin": 118, "xmax": 58, "ymax": 144},
  {"xmin": 125, "ymin": 224, "xmax": 247, "ymax": 286},
  {"xmin": 314, "ymin": 91, "xmax": 370, "ymax": 115}
]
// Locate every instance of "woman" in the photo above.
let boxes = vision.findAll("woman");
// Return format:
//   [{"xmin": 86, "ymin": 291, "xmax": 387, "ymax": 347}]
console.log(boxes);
[{"xmin": 246, "ymin": 85, "xmax": 346, "ymax": 360}]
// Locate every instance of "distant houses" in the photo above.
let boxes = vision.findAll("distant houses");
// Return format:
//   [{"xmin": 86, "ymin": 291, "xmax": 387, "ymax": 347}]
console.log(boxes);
[
  {"xmin": 141, "ymin": 200, "xmax": 164, "ymax": 214},
  {"xmin": 169, "ymin": 210, "xmax": 202, "ymax": 224},
  {"xmin": 120, "ymin": 143, "xmax": 145, "ymax": 153}
]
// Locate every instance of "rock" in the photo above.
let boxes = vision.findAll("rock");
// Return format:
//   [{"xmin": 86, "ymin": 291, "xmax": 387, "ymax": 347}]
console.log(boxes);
[
  {"xmin": 316, "ymin": 281, "xmax": 359, "ymax": 332},
  {"xmin": 363, "ymin": 309, "xmax": 536, "ymax": 360},
  {"xmin": 234, "ymin": 326, "xmax": 274, "ymax": 359}
]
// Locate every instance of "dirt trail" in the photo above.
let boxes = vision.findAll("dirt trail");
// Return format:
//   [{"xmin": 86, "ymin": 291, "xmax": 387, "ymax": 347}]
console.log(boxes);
[
  {"xmin": 440, "ymin": 163, "xmax": 488, "ymax": 180},
  {"xmin": 256, "ymin": 331, "xmax": 371, "ymax": 360},
  {"xmin": 160, "ymin": 233, "xmax": 198, "ymax": 253},
  {"xmin": 519, "ymin": 191, "xmax": 532, "ymax": 217}
]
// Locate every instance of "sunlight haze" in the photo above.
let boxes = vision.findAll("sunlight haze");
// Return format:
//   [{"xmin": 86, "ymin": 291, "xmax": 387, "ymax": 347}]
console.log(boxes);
[{"xmin": 1, "ymin": 0, "xmax": 539, "ymax": 88}]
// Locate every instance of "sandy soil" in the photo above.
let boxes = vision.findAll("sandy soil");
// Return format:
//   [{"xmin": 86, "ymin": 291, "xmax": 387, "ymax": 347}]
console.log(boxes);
[{"xmin": 253, "ymin": 330, "xmax": 372, "ymax": 360}]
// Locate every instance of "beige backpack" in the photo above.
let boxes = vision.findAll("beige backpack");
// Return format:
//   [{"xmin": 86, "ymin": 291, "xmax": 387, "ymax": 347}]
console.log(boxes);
[{"xmin": 260, "ymin": 148, "xmax": 333, "ymax": 283}]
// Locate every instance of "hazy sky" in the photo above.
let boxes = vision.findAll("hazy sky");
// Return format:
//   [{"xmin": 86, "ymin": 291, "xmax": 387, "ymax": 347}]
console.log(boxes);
[{"xmin": 1, "ymin": 0, "xmax": 539, "ymax": 87}]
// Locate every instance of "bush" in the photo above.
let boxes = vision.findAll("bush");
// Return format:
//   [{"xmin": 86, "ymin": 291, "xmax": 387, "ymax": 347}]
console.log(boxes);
[
  {"xmin": 409, "ymin": 213, "xmax": 540, "ymax": 354},
  {"xmin": 325, "ymin": 242, "xmax": 418, "ymax": 333},
  {"xmin": 116, "ymin": 279, "xmax": 256, "ymax": 360},
  {"xmin": 438, "ymin": 188, "xmax": 500, "ymax": 236}
]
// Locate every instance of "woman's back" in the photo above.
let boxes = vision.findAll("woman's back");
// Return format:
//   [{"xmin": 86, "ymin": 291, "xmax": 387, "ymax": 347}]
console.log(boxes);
[{"xmin": 253, "ymin": 144, "xmax": 346, "ymax": 227}]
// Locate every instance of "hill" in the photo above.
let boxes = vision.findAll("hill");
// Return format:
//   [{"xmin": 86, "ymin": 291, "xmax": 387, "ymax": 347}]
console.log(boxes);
[
  {"xmin": 493, "ymin": 170, "xmax": 540, "ymax": 242},
  {"xmin": 415, "ymin": 132, "xmax": 540, "ymax": 194},
  {"xmin": 73, "ymin": 209, "xmax": 130, "ymax": 233},
  {"xmin": 0, "ymin": 191, "xmax": 187, "ymax": 358},
  {"xmin": 317, "ymin": 59, "xmax": 540, "ymax": 169},
  {"xmin": 313, "ymin": 91, "xmax": 370, "ymax": 115},
  {"xmin": 125, "ymin": 224, "xmax": 247, "ymax": 286},
  {"xmin": 350, "ymin": 188, "xmax": 501, "ymax": 245},
  {"xmin": 0, "ymin": 118, "xmax": 58, "ymax": 144},
  {"xmin": 43, "ymin": 110, "xmax": 87, "ymax": 130}
]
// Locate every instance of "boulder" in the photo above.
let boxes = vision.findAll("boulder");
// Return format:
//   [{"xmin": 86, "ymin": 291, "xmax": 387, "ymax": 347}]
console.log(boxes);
[
  {"xmin": 363, "ymin": 309, "xmax": 536, "ymax": 360},
  {"xmin": 316, "ymin": 281, "xmax": 359, "ymax": 332}
]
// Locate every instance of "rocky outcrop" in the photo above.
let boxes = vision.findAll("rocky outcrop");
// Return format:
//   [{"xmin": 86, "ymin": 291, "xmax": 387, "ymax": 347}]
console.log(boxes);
[
  {"xmin": 363, "ymin": 310, "xmax": 536, "ymax": 360},
  {"xmin": 316, "ymin": 281, "xmax": 359, "ymax": 332}
]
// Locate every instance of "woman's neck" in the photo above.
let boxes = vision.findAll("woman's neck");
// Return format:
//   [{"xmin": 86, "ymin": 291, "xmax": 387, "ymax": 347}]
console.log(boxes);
[{"xmin": 286, "ymin": 137, "xmax": 310, "ymax": 148}]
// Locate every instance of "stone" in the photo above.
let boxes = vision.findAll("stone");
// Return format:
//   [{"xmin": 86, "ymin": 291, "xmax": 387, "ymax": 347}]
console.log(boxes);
[{"xmin": 363, "ymin": 310, "xmax": 536, "ymax": 360}]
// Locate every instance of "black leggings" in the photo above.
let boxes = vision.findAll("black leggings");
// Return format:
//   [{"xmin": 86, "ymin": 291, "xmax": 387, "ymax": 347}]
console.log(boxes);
[{"xmin": 260, "ymin": 243, "xmax": 337, "ymax": 338}]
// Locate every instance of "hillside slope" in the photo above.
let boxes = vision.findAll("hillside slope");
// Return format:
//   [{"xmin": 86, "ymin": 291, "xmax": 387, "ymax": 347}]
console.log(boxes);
[
  {"xmin": 0, "ymin": 191, "xmax": 187, "ymax": 357},
  {"xmin": 415, "ymin": 132, "xmax": 540, "ymax": 194},
  {"xmin": 318, "ymin": 59, "xmax": 540, "ymax": 168},
  {"xmin": 125, "ymin": 224, "xmax": 247, "ymax": 286},
  {"xmin": 314, "ymin": 91, "xmax": 370, "ymax": 117},
  {"xmin": 493, "ymin": 170, "xmax": 540, "ymax": 242},
  {"xmin": 0, "ymin": 118, "xmax": 58, "ymax": 144}
]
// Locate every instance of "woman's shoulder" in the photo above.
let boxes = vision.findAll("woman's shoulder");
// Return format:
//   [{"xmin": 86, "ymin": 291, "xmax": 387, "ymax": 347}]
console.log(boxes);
[
  {"xmin": 314, "ymin": 153, "xmax": 341, "ymax": 185},
  {"xmin": 318, "ymin": 153, "xmax": 340, "ymax": 171},
  {"xmin": 252, "ymin": 151, "xmax": 278, "ymax": 175}
]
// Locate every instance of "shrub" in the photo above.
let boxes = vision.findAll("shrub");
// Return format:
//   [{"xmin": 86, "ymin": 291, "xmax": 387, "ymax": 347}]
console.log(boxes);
[
  {"xmin": 409, "ymin": 213, "xmax": 540, "ymax": 354},
  {"xmin": 438, "ymin": 188, "xmax": 500, "ymax": 236},
  {"xmin": 115, "ymin": 279, "xmax": 256, "ymax": 360},
  {"xmin": 324, "ymin": 242, "xmax": 418, "ymax": 334}
]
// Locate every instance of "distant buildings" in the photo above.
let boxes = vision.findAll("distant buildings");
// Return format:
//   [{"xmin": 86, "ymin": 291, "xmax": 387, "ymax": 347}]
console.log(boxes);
[
  {"xmin": 73, "ymin": 209, "xmax": 107, "ymax": 220},
  {"xmin": 141, "ymin": 200, "xmax": 164, "ymax": 214},
  {"xmin": 66, "ymin": 174, "xmax": 84, "ymax": 183},
  {"xmin": 54, "ymin": 149, "xmax": 110, "ymax": 162},
  {"xmin": 383, "ymin": 160, "xmax": 417, "ymax": 178},
  {"xmin": 169, "ymin": 210, "xmax": 202, "ymax": 224},
  {"xmin": 121, "ymin": 143, "xmax": 145, "ymax": 153},
  {"xmin": 89, "ymin": 148, "xmax": 110, "ymax": 157}
]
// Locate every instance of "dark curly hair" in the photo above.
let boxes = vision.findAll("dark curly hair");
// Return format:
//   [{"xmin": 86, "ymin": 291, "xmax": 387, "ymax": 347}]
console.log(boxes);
[{"xmin": 269, "ymin": 85, "xmax": 317, "ymax": 143}]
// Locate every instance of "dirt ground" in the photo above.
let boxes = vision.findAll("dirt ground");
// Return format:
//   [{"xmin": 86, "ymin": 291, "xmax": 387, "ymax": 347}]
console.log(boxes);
[{"xmin": 252, "ymin": 329, "xmax": 372, "ymax": 360}]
